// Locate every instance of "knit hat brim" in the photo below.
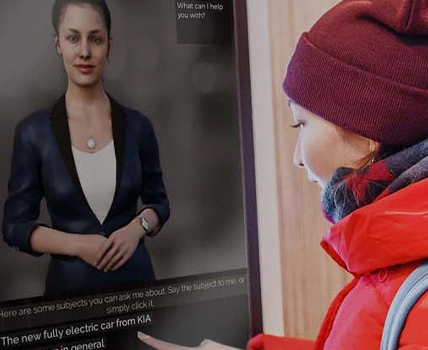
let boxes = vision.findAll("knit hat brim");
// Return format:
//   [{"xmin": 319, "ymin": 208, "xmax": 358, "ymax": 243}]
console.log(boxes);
[{"xmin": 284, "ymin": 33, "xmax": 428, "ymax": 146}]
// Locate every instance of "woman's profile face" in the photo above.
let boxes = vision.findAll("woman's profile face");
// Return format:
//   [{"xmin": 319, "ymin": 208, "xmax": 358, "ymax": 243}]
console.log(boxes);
[
  {"xmin": 55, "ymin": 4, "xmax": 110, "ymax": 89},
  {"xmin": 290, "ymin": 102, "xmax": 374, "ymax": 188}
]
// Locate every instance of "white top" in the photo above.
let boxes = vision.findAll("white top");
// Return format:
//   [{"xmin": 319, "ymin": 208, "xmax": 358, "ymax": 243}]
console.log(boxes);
[{"xmin": 72, "ymin": 140, "xmax": 116, "ymax": 224}]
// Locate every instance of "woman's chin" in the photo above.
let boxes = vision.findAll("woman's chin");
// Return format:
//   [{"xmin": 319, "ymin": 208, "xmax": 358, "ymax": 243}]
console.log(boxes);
[{"xmin": 70, "ymin": 76, "xmax": 102, "ymax": 89}]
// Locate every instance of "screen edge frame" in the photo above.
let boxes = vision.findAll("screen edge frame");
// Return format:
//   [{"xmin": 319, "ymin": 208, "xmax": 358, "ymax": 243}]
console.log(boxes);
[{"xmin": 233, "ymin": 0, "xmax": 263, "ymax": 337}]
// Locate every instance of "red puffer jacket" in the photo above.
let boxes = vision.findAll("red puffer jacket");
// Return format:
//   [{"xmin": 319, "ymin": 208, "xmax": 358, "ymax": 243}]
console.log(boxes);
[{"xmin": 249, "ymin": 178, "xmax": 428, "ymax": 349}]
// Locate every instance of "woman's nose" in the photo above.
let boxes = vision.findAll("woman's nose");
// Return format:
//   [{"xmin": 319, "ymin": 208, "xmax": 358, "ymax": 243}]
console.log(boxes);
[
  {"xmin": 293, "ymin": 138, "xmax": 304, "ymax": 168},
  {"xmin": 79, "ymin": 39, "xmax": 91, "ymax": 59}
]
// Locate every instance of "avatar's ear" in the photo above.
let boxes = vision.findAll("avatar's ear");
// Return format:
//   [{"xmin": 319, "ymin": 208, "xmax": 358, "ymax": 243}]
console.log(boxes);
[
  {"xmin": 55, "ymin": 36, "xmax": 62, "ymax": 55},
  {"xmin": 107, "ymin": 37, "xmax": 112, "ymax": 59}
]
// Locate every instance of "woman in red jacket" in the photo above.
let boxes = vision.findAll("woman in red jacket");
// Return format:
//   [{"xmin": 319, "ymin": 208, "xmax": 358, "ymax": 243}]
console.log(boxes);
[{"xmin": 139, "ymin": 0, "xmax": 428, "ymax": 348}]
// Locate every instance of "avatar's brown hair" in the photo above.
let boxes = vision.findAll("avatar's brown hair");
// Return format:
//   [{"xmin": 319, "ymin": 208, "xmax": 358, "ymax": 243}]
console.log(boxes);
[{"xmin": 52, "ymin": 0, "xmax": 111, "ymax": 37}]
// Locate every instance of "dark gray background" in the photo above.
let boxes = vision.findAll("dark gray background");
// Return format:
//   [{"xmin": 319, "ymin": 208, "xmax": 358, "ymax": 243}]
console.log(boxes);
[{"xmin": 0, "ymin": 0, "xmax": 246, "ymax": 301}]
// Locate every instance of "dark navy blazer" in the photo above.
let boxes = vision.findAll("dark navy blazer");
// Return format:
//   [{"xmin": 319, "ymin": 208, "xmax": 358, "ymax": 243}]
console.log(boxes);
[{"xmin": 2, "ymin": 95, "xmax": 170, "ymax": 296}]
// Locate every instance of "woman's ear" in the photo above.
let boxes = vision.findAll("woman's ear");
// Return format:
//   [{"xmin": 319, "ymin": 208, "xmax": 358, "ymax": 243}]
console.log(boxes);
[
  {"xmin": 107, "ymin": 37, "xmax": 112, "ymax": 60},
  {"xmin": 55, "ymin": 36, "xmax": 62, "ymax": 55},
  {"xmin": 369, "ymin": 139, "xmax": 380, "ymax": 153}
]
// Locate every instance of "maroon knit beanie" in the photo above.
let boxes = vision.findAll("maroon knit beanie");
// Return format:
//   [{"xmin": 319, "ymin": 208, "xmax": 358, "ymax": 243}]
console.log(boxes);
[{"xmin": 283, "ymin": 0, "xmax": 428, "ymax": 146}]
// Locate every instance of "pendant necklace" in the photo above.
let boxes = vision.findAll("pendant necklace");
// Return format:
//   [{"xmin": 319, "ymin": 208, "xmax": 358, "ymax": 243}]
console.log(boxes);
[{"xmin": 87, "ymin": 138, "xmax": 96, "ymax": 149}]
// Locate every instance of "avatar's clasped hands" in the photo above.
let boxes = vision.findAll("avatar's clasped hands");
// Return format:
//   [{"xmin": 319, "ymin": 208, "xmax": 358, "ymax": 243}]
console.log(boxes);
[
  {"xmin": 74, "ymin": 217, "xmax": 144, "ymax": 272},
  {"xmin": 94, "ymin": 220, "xmax": 143, "ymax": 272},
  {"xmin": 75, "ymin": 234, "xmax": 108, "ymax": 268}
]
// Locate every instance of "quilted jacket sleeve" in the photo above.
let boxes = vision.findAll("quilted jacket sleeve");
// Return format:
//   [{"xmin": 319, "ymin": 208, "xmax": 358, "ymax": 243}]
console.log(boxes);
[{"xmin": 395, "ymin": 289, "xmax": 428, "ymax": 348}]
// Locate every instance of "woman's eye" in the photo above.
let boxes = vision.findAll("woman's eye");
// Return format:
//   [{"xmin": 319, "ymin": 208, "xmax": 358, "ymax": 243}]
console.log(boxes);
[
  {"xmin": 290, "ymin": 122, "xmax": 304, "ymax": 129},
  {"xmin": 67, "ymin": 35, "xmax": 79, "ymax": 43},
  {"xmin": 90, "ymin": 36, "xmax": 103, "ymax": 44}
]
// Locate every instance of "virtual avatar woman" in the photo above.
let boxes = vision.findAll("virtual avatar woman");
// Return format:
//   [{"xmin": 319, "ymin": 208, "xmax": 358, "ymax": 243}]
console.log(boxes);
[{"xmin": 2, "ymin": 0, "xmax": 170, "ymax": 296}]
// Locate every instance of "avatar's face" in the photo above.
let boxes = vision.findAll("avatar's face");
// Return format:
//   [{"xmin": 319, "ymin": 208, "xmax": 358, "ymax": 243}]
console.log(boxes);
[
  {"xmin": 56, "ymin": 4, "xmax": 111, "ymax": 89},
  {"xmin": 290, "ymin": 102, "xmax": 374, "ymax": 188}
]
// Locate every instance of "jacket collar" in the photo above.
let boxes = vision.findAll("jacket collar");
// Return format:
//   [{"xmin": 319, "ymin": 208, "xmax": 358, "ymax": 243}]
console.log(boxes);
[
  {"xmin": 50, "ymin": 94, "xmax": 126, "ymax": 224},
  {"xmin": 321, "ymin": 177, "xmax": 428, "ymax": 276}
]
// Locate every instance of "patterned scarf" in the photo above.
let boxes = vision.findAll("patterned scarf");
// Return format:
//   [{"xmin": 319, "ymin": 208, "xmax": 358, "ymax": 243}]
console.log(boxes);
[{"xmin": 321, "ymin": 138, "xmax": 428, "ymax": 223}]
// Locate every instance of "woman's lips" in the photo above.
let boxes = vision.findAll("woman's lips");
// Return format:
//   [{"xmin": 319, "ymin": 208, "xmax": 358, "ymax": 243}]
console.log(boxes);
[{"xmin": 75, "ymin": 65, "xmax": 95, "ymax": 74}]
